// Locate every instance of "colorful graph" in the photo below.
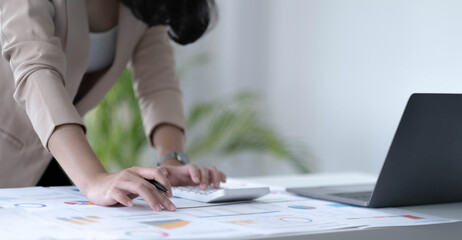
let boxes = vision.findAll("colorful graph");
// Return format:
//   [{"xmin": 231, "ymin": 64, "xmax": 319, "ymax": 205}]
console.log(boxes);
[
  {"xmin": 401, "ymin": 215, "xmax": 424, "ymax": 220},
  {"xmin": 58, "ymin": 216, "xmax": 101, "ymax": 225},
  {"xmin": 14, "ymin": 203, "xmax": 46, "ymax": 208},
  {"xmin": 288, "ymin": 205, "xmax": 316, "ymax": 210},
  {"xmin": 143, "ymin": 219, "xmax": 190, "ymax": 229},
  {"xmin": 347, "ymin": 215, "xmax": 424, "ymax": 220},
  {"xmin": 226, "ymin": 220, "xmax": 256, "ymax": 226},
  {"xmin": 64, "ymin": 201, "xmax": 94, "ymax": 205}
]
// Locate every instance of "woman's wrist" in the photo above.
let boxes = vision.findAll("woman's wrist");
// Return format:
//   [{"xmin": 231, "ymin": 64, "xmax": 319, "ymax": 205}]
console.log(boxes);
[
  {"xmin": 48, "ymin": 124, "xmax": 108, "ymax": 194},
  {"xmin": 78, "ymin": 171, "xmax": 108, "ymax": 196},
  {"xmin": 152, "ymin": 123, "xmax": 185, "ymax": 160}
]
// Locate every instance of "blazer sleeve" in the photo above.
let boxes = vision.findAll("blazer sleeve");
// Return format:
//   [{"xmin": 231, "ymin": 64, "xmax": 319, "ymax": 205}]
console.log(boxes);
[
  {"xmin": 129, "ymin": 26, "xmax": 185, "ymax": 147},
  {"xmin": 0, "ymin": 0, "xmax": 85, "ymax": 150}
]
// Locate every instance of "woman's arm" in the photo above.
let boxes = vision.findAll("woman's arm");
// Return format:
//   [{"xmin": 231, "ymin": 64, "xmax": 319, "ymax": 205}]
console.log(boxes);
[{"xmin": 48, "ymin": 124, "xmax": 176, "ymax": 211}]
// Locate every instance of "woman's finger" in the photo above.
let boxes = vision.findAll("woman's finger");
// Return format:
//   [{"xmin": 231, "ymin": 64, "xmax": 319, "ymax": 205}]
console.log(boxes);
[
  {"xmin": 151, "ymin": 186, "xmax": 176, "ymax": 211},
  {"xmin": 117, "ymin": 180, "xmax": 161, "ymax": 211},
  {"xmin": 128, "ymin": 166, "xmax": 173, "ymax": 197},
  {"xmin": 108, "ymin": 187, "xmax": 133, "ymax": 207},
  {"xmin": 117, "ymin": 180, "xmax": 175, "ymax": 212},
  {"xmin": 127, "ymin": 169, "xmax": 176, "ymax": 210},
  {"xmin": 220, "ymin": 171, "xmax": 227, "ymax": 183},
  {"xmin": 208, "ymin": 165, "xmax": 220, "ymax": 188},
  {"xmin": 198, "ymin": 166, "xmax": 209, "ymax": 189},
  {"xmin": 187, "ymin": 164, "xmax": 201, "ymax": 185}
]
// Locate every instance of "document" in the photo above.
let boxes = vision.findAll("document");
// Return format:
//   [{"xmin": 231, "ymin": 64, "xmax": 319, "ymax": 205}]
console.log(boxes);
[{"xmin": 0, "ymin": 181, "xmax": 458, "ymax": 239}]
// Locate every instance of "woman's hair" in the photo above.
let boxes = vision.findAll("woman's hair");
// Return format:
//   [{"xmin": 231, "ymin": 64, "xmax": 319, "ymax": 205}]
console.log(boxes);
[{"xmin": 119, "ymin": 0, "xmax": 217, "ymax": 45}]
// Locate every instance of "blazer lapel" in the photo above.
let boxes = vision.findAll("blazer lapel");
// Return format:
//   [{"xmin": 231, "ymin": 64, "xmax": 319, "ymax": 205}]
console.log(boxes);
[{"xmin": 64, "ymin": 0, "xmax": 90, "ymax": 100}]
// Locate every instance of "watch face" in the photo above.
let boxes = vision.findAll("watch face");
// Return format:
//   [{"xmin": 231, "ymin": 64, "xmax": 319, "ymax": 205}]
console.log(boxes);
[{"xmin": 176, "ymin": 152, "xmax": 190, "ymax": 164}]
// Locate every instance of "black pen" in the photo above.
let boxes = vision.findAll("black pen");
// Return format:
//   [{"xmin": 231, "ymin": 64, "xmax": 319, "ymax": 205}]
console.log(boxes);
[{"xmin": 146, "ymin": 179, "xmax": 169, "ymax": 193}]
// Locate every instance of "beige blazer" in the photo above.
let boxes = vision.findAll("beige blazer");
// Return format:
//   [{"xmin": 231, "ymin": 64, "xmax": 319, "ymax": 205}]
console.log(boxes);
[{"xmin": 0, "ymin": 0, "xmax": 185, "ymax": 187}]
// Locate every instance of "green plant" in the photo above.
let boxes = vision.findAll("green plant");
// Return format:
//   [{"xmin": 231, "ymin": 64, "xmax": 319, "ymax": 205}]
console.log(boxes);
[
  {"xmin": 85, "ymin": 70, "xmax": 146, "ymax": 171},
  {"xmin": 186, "ymin": 91, "xmax": 310, "ymax": 173}
]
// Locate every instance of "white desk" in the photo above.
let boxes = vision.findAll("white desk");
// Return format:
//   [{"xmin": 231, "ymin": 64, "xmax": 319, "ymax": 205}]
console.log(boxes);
[
  {"xmin": 239, "ymin": 172, "xmax": 462, "ymax": 240},
  {"xmin": 1, "ymin": 172, "xmax": 460, "ymax": 239}
]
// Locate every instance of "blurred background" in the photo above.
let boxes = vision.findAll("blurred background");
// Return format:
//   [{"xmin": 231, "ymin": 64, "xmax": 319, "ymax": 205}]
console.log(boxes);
[{"xmin": 86, "ymin": 0, "xmax": 462, "ymax": 178}]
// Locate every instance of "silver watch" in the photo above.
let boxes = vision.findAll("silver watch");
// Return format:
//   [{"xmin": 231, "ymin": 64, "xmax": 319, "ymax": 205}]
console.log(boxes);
[{"xmin": 158, "ymin": 151, "xmax": 190, "ymax": 166}]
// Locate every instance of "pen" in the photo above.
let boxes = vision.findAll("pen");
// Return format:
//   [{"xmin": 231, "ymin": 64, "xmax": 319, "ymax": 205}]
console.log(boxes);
[{"xmin": 146, "ymin": 179, "xmax": 169, "ymax": 193}]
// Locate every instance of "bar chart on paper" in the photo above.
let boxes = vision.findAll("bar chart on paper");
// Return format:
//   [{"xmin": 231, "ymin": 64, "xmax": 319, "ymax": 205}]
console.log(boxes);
[
  {"xmin": 58, "ymin": 216, "xmax": 101, "ymax": 225},
  {"xmin": 142, "ymin": 219, "xmax": 191, "ymax": 229}
]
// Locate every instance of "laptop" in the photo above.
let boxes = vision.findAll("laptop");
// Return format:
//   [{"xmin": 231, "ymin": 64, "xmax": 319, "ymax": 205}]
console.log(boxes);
[{"xmin": 287, "ymin": 93, "xmax": 462, "ymax": 208}]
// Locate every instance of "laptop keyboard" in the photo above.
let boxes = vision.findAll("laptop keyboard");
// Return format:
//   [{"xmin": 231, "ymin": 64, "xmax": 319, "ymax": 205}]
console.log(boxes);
[{"xmin": 330, "ymin": 191, "xmax": 373, "ymax": 201}]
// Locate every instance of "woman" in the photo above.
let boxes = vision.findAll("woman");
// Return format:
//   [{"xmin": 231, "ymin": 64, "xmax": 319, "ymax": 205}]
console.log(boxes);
[{"xmin": 0, "ymin": 0, "xmax": 225, "ymax": 212}]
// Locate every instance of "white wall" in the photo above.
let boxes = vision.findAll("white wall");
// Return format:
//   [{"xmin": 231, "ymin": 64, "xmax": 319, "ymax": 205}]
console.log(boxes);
[{"xmin": 174, "ymin": 0, "xmax": 462, "ymax": 176}]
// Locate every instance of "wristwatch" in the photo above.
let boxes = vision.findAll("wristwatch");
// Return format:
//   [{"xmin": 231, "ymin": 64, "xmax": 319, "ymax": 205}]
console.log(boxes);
[{"xmin": 157, "ymin": 151, "xmax": 190, "ymax": 166}]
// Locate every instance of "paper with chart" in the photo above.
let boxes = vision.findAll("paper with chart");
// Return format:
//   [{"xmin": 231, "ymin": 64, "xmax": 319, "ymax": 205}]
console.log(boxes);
[{"xmin": 0, "ymin": 180, "xmax": 459, "ymax": 239}]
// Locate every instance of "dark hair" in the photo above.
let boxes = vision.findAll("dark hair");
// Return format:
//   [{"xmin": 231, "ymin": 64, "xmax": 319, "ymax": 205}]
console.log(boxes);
[{"xmin": 119, "ymin": 0, "xmax": 217, "ymax": 45}]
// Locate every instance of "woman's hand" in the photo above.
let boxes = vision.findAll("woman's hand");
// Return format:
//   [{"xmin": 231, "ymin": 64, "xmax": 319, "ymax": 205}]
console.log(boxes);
[
  {"xmin": 161, "ymin": 164, "xmax": 227, "ymax": 190},
  {"xmin": 84, "ymin": 166, "xmax": 176, "ymax": 212},
  {"xmin": 48, "ymin": 125, "xmax": 177, "ymax": 212},
  {"xmin": 152, "ymin": 124, "xmax": 227, "ymax": 189}
]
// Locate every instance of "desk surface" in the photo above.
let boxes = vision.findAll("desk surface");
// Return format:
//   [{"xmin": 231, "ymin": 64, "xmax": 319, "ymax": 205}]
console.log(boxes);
[
  {"xmin": 1, "ymin": 172, "xmax": 461, "ymax": 239},
  {"xmin": 239, "ymin": 172, "xmax": 462, "ymax": 240}
]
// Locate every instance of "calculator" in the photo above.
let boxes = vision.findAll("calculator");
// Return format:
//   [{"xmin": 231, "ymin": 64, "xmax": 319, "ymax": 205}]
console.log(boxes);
[{"xmin": 172, "ymin": 186, "xmax": 270, "ymax": 203}]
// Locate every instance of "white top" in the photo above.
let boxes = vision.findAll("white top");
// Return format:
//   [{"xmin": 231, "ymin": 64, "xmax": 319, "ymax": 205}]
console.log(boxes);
[{"xmin": 86, "ymin": 26, "xmax": 118, "ymax": 73}]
